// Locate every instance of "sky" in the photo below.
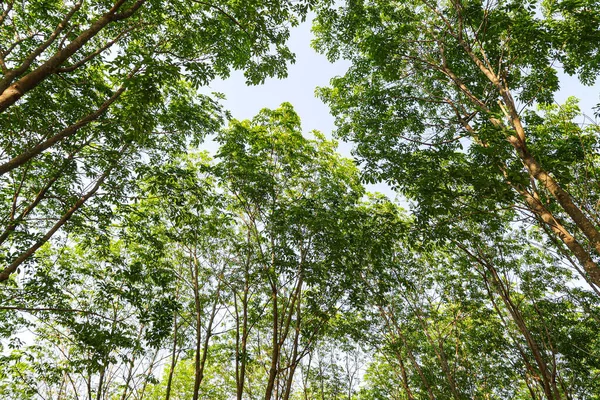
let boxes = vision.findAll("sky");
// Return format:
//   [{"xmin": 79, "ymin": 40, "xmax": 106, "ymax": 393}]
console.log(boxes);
[
  {"xmin": 204, "ymin": 16, "xmax": 600, "ymax": 199},
  {"xmin": 208, "ymin": 18, "xmax": 348, "ymax": 145}
]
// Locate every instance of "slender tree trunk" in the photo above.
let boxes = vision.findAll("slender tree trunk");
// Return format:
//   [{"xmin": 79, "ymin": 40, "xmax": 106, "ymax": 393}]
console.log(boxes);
[
  {"xmin": 265, "ymin": 286, "xmax": 280, "ymax": 400},
  {"xmin": 96, "ymin": 367, "xmax": 106, "ymax": 400},
  {"xmin": 234, "ymin": 292, "xmax": 241, "ymax": 398},
  {"xmin": 282, "ymin": 281, "xmax": 303, "ymax": 400},
  {"xmin": 57, "ymin": 370, "xmax": 67, "ymax": 400},
  {"xmin": 409, "ymin": 303, "xmax": 462, "ymax": 400},
  {"xmin": 87, "ymin": 372, "xmax": 93, "ymax": 400},
  {"xmin": 164, "ymin": 314, "xmax": 179, "ymax": 400},
  {"xmin": 366, "ymin": 268, "xmax": 435, "ymax": 400},
  {"xmin": 302, "ymin": 352, "xmax": 313, "ymax": 400},
  {"xmin": 119, "ymin": 324, "xmax": 145, "ymax": 400},
  {"xmin": 191, "ymin": 250, "xmax": 221, "ymax": 400},
  {"xmin": 136, "ymin": 350, "xmax": 158, "ymax": 400},
  {"xmin": 269, "ymin": 270, "xmax": 304, "ymax": 400},
  {"xmin": 193, "ymin": 293, "xmax": 219, "ymax": 400},
  {"xmin": 482, "ymin": 275, "xmax": 543, "ymax": 399},
  {"xmin": 282, "ymin": 362, "xmax": 299, "ymax": 400},
  {"xmin": 489, "ymin": 267, "xmax": 561, "ymax": 400},
  {"xmin": 119, "ymin": 358, "xmax": 135, "ymax": 400},
  {"xmin": 236, "ymin": 269, "xmax": 250, "ymax": 400},
  {"xmin": 191, "ymin": 252, "xmax": 203, "ymax": 400},
  {"xmin": 380, "ymin": 305, "xmax": 435, "ymax": 400},
  {"xmin": 319, "ymin": 357, "xmax": 325, "ymax": 400},
  {"xmin": 397, "ymin": 353, "xmax": 415, "ymax": 400}
]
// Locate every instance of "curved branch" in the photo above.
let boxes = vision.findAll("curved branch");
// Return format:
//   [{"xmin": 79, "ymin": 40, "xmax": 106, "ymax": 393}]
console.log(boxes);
[{"xmin": 0, "ymin": 0, "xmax": 146, "ymax": 113}]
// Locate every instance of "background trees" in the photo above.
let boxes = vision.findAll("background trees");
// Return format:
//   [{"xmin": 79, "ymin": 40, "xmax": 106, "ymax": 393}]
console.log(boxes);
[{"xmin": 2, "ymin": 98, "xmax": 600, "ymax": 398}]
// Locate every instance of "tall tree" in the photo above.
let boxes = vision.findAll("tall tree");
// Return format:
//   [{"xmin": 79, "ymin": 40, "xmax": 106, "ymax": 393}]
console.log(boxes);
[
  {"xmin": 313, "ymin": 0, "xmax": 600, "ymax": 287},
  {"xmin": 216, "ymin": 103, "xmax": 366, "ymax": 399},
  {"xmin": 345, "ymin": 199, "xmax": 600, "ymax": 399},
  {"xmin": 0, "ymin": 0, "xmax": 316, "ymax": 282}
]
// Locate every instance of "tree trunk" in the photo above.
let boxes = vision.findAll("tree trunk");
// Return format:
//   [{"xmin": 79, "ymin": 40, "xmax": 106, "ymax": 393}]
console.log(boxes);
[
  {"xmin": 236, "ymin": 271, "xmax": 250, "ymax": 400},
  {"xmin": 96, "ymin": 367, "xmax": 105, "ymax": 400},
  {"xmin": 409, "ymin": 302, "xmax": 462, "ymax": 400},
  {"xmin": 265, "ymin": 287, "xmax": 280, "ymax": 400},
  {"xmin": 164, "ymin": 314, "xmax": 179, "ymax": 400},
  {"xmin": 282, "ymin": 280, "xmax": 303, "ymax": 400}
]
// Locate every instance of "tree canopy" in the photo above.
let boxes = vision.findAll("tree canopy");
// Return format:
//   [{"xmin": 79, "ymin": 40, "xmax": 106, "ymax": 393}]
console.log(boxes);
[
  {"xmin": 1, "ymin": 1, "xmax": 600, "ymax": 399},
  {"xmin": 313, "ymin": 0, "xmax": 600, "ymax": 287}
]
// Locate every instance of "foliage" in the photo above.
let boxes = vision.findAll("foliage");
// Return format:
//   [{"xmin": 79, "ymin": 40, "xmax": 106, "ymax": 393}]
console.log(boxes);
[
  {"xmin": 2, "ymin": 4, "xmax": 600, "ymax": 398},
  {"xmin": 313, "ymin": 0, "xmax": 600, "ymax": 288},
  {"xmin": 0, "ymin": 0, "xmax": 317, "ymax": 282}
]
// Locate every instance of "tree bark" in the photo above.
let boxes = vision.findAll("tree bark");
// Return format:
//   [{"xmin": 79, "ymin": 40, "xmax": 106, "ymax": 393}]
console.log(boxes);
[
  {"xmin": 516, "ymin": 186, "xmax": 600, "ymax": 287},
  {"xmin": 265, "ymin": 286, "xmax": 280, "ymax": 400},
  {"xmin": 0, "ymin": 0, "xmax": 146, "ymax": 112},
  {"xmin": 282, "ymin": 277, "xmax": 303, "ymax": 400}
]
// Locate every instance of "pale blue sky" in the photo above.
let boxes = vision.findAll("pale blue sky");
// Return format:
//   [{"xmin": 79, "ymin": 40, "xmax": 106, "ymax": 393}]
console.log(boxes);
[
  {"xmin": 209, "ymin": 19, "xmax": 346, "ymax": 133},
  {"xmin": 207, "ymin": 18, "xmax": 351, "ymax": 155}
]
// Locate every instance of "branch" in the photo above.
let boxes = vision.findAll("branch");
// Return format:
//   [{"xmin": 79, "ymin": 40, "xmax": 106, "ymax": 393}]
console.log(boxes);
[
  {"xmin": 0, "ymin": 65, "xmax": 140, "ymax": 176},
  {"xmin": 56, "ymin": 23, "xmax": 141, "ymax": 73},
  {"xmin": 0, "ymin": 0, "xmax": 145, "ymax": 113},
  {"xmin": 0, "ymin": 0, "xmax": 14, "ymax": 26},
  {"xmin": 0, "ymin": 0, "xmax": 83, "ymax": 93},
  {"xmin": 0, "ymin": 305, "xmax": 116, "ymax": 320},
  {"xmin": 0, "ymin": 144, "xmax": 130, "ymax": 282},
  {"xmin": 0, "ymin": 138, "xmax": 93, "ymax": 246},
  {"xmin": 190, "ymin": 0, "xmax": 251, "ymax": 38}
]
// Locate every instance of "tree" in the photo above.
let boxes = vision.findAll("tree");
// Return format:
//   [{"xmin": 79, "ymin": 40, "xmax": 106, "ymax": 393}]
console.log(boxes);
[
  {"xmin": 215, "ymin": 102, "xmax": 367, "ymax": 400},
  {"xmin": 0, "ymin": 0, "xmax": 317, "ymax": 282},
  {"xmin": 313, "ymin": 0, "xmax": 600, "ymax": 287}
]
